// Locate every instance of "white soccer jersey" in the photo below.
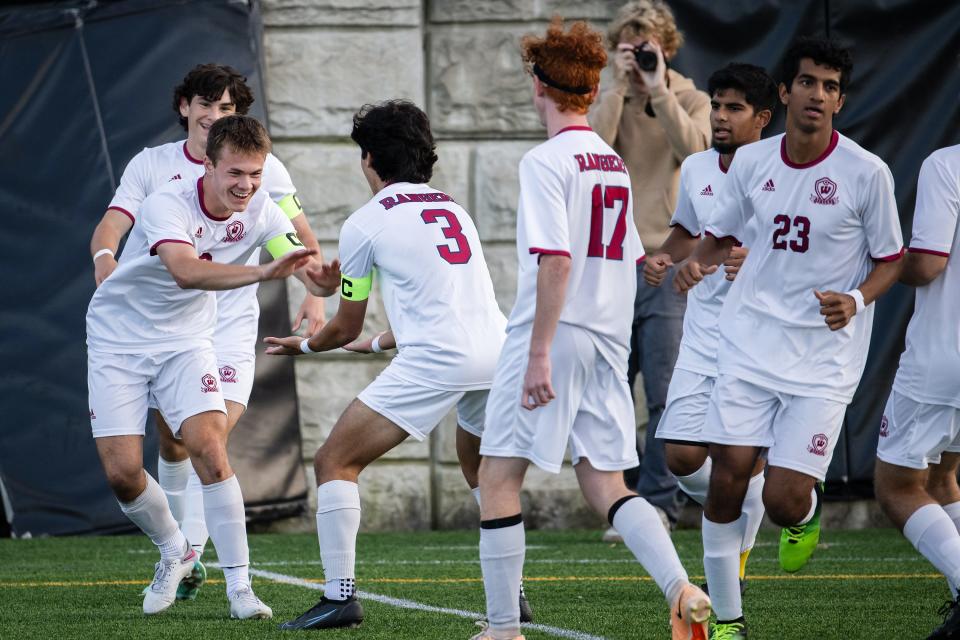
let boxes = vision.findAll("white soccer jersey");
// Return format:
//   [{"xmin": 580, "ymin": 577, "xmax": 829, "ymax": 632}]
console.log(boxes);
[
  {"xmin": 704, "ymin": 131, "xmax": 903, "ymax": 402},
  {"xmin": 893, "ymin": 145, "xmax": 960, "ymax": 409},
  {"xmin": 108, "ymin": 140, "xmax": 299, "ymax": 344},
  {"xmin": 507, "ymin": 126, "xmax": 644, "ymax": 370},
  {"xmin": 338, "ymin": 182, "xmax": 507, "ymax": 390},
  {"xmin": 671, "ymin": 148, "xmax": 757, "ymax": 377},
  {"xmin": 87, "ymin": 177, "xmax": 296, "ymax": 353}
]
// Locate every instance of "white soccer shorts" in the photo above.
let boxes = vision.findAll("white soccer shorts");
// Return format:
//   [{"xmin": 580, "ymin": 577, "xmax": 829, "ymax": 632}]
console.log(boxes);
[
  {"xmin": 701, "ymin": 374, "xmax": 846, "ymax": 481},
  {"xmin": 357, "ymin": 362, "xmax": 488, "ymax": 440},
  {"xmin": 656, "ymin": 369, "xmax": 715, "ymax": 442},
  {"xmin": 88, "ymin": 348, "xmax": 226, "ymax": 438},
  {"xmin": 876, "ymin": 391, "xmax": 960, "ymax": 470},
  {"xmin": 481, "ymin": 323, "xmax": 640, "ymax": 474}
]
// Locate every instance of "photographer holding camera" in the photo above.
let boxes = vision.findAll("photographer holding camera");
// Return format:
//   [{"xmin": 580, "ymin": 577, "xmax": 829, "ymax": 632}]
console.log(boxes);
[{"xmin": 589, "ymin": 0, "xmax": 710, "ymax": 537}]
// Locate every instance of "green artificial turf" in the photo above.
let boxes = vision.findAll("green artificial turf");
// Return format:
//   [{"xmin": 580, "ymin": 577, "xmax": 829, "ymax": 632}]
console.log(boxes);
[{"xmin": 0, "ymin": 528, "xmax": 947, "ymax": 639}]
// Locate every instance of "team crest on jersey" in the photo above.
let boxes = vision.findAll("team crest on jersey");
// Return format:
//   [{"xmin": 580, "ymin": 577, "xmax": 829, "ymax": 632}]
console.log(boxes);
[
  {"xmin": 201, "ymin": 374, "xmax": 219, "ymax": 393},
  {"xmin": 879, "ymin": 415, "xmax": 889, "ymax": 438},
  {"xmin": 219, "ymin": 365, "xmax": 237, "ymax": 384},
  {"xmin": 810, "ymin": 177, "xmax": 838, "ymax": 205},
  {"xmin": 700, "ymin": 185, "xmax": 713, "ymax": 196},
  {"xmin": 224, "ymin": 220, "xmax": 246, "ymax": 242},
  {"xmin": 807, "ymin": 433, "xmax": 829, "ymax": 456}
]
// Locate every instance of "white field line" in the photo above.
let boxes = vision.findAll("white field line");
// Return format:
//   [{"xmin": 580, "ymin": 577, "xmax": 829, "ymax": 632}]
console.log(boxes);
[
  {"xmin": 248, "ymin": 555, "xmax": 923, "ymax": 567},
  {"xmin": 223, "ymin": 565, "xmax": 609, "ymax": 640}
]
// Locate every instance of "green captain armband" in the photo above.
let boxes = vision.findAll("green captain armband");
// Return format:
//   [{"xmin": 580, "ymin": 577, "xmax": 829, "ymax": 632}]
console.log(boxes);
[
  {"xmin": 265, "ymin": 232, "xmax": 305, "ymax": 259},
  {"xmin": 277, "ymin": 193, "xmax": 304, "ymax": 220},
  {"xmin": 340, "ymin": 272, "xmax": 372, "ymax": 301}
]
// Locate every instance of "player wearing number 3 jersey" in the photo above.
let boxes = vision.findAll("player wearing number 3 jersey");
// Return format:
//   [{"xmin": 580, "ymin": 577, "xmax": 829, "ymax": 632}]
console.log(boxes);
[
  {"xmin": 263, "ymin": 100, "xmax": 509, "ymax": 631},
  {"xmin": 474, "ymin": 19, "xmax": 710, "ymax": 640},
  {"xmin": 675, "ymin": 38, "xmax": 903, "ymax": 638}
]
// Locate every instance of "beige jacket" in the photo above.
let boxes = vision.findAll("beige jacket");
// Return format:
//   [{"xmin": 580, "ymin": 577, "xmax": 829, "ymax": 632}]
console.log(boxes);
[{"xmin": 589, "ymin": 68, "xmax": 711, "ymax": 252}]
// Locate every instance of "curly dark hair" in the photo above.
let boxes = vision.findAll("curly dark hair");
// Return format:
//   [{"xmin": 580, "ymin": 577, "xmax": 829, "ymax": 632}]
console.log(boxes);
[
  {"xmin": 350, "ymin": 100, "xmax": 437, "ymax": 184},
  {"xmin": 205, "ymin": 115, "xmax": 271, "ymax": 165},
  {"xmin": 781, "ymin": 36, "xmax": 854, "ymax": 93},
  {"xmin": 172, "ymin": 63, "xmax": 255, "ymax": 130},
  {"xmin": 708, "ymin": 63, "xmax": 778, "ymax": 114}
]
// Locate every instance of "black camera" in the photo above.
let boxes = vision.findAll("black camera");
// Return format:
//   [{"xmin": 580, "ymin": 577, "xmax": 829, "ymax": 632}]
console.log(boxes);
[{"xmin": 633, "ymin": 44, "xmax": 658, "ymax": 72}]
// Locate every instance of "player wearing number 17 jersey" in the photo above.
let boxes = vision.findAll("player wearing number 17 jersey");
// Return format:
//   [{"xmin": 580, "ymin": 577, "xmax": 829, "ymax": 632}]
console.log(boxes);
[
  {"xmin": 475, "ymin": 20, "xmax": 710, "ymax": 640},
  {"xmin": 674, "ymin": 38, "xmax": 903, "ymax": 639},
  {"xmin": 263, "ymin": 100, "xmax": 508, "ymax": 631}
]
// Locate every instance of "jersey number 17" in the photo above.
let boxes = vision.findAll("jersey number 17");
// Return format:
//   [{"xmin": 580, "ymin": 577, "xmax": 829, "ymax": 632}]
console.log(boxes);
[{"xmin": 588, "ymin": 185, "xmax": 629, "ymax": 260}]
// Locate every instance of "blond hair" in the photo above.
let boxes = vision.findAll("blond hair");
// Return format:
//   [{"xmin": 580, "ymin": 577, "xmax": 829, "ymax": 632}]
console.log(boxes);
[{"xmin": 606, "ymin": 1, "xmax": 684, "ymax": 59}]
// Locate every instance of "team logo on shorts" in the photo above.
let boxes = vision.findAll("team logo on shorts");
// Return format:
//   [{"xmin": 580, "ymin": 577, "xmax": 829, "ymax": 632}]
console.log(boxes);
[
  {"xmin": 879, "ymin": 415, "xmax": 889, "ymax": 438},
  {"xmin": 810, "ymin": 177, "xmax": 839, "ymax": 205},
  {"xmin": 219, "ymin": 365, "xmax": 237, "ymax": 384},
  {"xmin": 807, "ymin": 433, "xmax": 829, "ymax": 456},
  {"xmin": 224, "ymin": 220, "xmax": 246, "ymax": 242},
  {"xmin": 201, "ymin": 374, "xmax": 219, "ymax": 393}
]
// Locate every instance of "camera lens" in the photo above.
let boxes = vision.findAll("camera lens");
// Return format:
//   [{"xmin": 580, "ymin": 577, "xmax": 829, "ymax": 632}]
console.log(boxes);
[{"xmin": 634, "ymin": 48, "xmax": 658, "ymax": 72}]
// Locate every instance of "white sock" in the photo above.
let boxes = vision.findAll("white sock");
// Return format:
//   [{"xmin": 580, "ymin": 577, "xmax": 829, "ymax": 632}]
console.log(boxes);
[
  {"xmin": 676, "ymin": 458, "xmax": 711, "ymax": 506},
  {"xmin": 611, "ymin": 496, "xmax": 688, "ymax": 603},
  {"xmin": 202, "ymin": 475, "xmax": 249, "ymax": 596},
  {"xmin": 741, "ymin": 472, "xmax": 765, "ymax": 554},
  {"xmin": 224, "ymin": 565, "xmax": 250, "ymax": 596},
  {"xmin": 181, "ymin": 466, "xmax": 208, "ymax": 557},
  {"xmin": 157, "ymin": 457, "xmax": 190, "ymax": 524},
  {"xmin": 118, "ymin": 473, "xmax": 187, "ymax": 561},
  {"xmin": 904, "ymin": 503, "xmax": 960, "ymax": 596},
  {"xmin": 472, "ymin": 487, "xmax": 482, "ymax": 509},
  {"xmin": 702, "ymin": 515, "xmax": 745, "ymax": 621},
  {"xmin": 316, "ymin": 480, "xmax": 361, "ymax": 601},
  {"xmin": 942, "ymin": 501, "xmax": 960, "ymax": 533},
  {"xmin": 797, "ymin": 487, "xmax": 818, "ymax": 525},
  {"xmin": 479, "ymin": 516, "xmax": 525, "ymax": 636}
]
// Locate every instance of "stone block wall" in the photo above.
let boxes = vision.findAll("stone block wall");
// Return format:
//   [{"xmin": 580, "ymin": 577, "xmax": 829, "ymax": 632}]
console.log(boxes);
[{"xmin": 261, "ymin": 0, "xmax": 645, "ymax": 531}]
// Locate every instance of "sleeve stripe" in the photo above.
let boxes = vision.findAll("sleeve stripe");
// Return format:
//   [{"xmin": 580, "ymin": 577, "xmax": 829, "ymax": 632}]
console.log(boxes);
[
  {"xmin": 872, "ymin": 247, "xmax": 906, "ymax": 262},
  {"xmin": 636, "ymin": 255, "xmax": 647, "ymax": 264},
  {"xmin": 149, "ymin": 239, "xmax": 193, "ymax": 256},
  {"xmin": 529, "ymin": 247, "xmax": 572, "ymax": 258},
  {"xmin": 908, "ymin": 247, "xmax": 950, "ymax": 258},
  {"xmin": 704, "ymin": 230, "xmax": 741, "ymax": 244},
  {"xmin": 109, "ymin": 206, "xmax": 135, "ymax": 223}
]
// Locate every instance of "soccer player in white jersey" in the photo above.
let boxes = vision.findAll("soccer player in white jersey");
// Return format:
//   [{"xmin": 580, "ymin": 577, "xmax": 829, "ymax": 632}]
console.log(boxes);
[
  {"xmin": 873, "ymin": 144, "xmax": 960, "ymax": 640},
  {"xmin": 89, "ymin": 64, "xmax": 325, "ymax": 599},
  {"xmin": 674, "ymin": 38, "xmax": 904, "ymax": 639},
  {"xmin": 86, "ymin": 115, "xmax": 332, "ymax": 618},
  {"xmin": 474, "ymin": 20, "xmax": 710, "ymax": 640},
  {"xmin": 644, "ymin": 63, "xmax": 777, "ymax": 593},
  {"xmin": 263, "ymin": 100, "xmax": 509, "ymax": 631}
]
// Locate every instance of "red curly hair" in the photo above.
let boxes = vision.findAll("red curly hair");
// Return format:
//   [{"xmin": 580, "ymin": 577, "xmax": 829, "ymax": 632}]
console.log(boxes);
[{"xmin": 521, "ymin": 18, "xmax": 608, "ymax": 114}]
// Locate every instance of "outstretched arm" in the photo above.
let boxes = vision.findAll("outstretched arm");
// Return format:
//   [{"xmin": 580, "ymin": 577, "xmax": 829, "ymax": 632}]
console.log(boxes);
[
  {"xmin": 343, "ymin": 329, "xmax": 396, "ymax": 354},
  {"xmin": 264, "ymin": 297, "xmax": 368, "ymax": 356},
  {"xmin": 157, "ymin": 243, "xmax": 315, "ymax": 290}
]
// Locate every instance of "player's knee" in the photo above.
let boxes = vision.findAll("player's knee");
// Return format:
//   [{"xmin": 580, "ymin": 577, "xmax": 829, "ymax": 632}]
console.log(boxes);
[
  {"xmin": 665, "ymin": 447, "xmax": 706, "ymax": 477},
  {"xmin": 104, "ymin": 465, "xmax": 143, "ymax": 502}
]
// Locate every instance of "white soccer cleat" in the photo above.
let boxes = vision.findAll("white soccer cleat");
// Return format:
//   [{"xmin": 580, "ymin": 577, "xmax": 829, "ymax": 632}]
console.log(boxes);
[
  {"xmin": 142, "ymin": 549, "xmax": 197, "ymax": 615},
  {"xmin": 229, "ymin": 586, "xmax": 273, "ymax": 620},
  {"xmin": 469, "ymin": 620, "xmax": 525, "ymax": 640}
]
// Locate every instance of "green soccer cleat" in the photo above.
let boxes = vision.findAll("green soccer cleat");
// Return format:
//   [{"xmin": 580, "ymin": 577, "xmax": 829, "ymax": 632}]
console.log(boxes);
[
  {"xmin": 779, "ymin": 483, "xmax": 823, "ymax": 573},
  {"xmin": 709, "ymin": 619, "xmax": 748, "ymax": 639},
  {"xmin": 175, "ymin": 559, "xmax": 206, "ymax": 600}
]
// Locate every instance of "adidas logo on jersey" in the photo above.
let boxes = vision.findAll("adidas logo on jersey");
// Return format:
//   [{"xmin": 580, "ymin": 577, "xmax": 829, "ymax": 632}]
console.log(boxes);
[
  {"xmin": 762, "ymin": 179, "xmax": 775, "ymax": 192},
  {"xmin": 169, "ymin": 173, "xmax": 182, "ymax": 182},
  {"xmin": 700, "ymin": 185, "xmax": 713, "ymax": 196}
]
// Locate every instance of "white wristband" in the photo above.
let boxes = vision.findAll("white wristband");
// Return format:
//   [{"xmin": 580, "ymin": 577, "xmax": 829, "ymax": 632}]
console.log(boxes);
[
  {"xmin": 371, "ymin": 333, "xmax": 384, "ymax": 353},
  {"xmin": 93, "ymin": 248, "xmax": 114, "ymax": 261},
  {"xmin": 846, "ymin": 288, "xmax": 866, "ymax": 314},
  {"xmin": 300, "ymin": 338, "xmax": 315, "ymax": 354}
]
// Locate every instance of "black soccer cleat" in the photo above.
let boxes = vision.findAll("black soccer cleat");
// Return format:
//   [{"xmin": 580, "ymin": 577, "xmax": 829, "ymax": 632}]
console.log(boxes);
[
  {"xmin": 928, "ymin": 596, "xmax": 960, "ymax": 639},
  {"xmin": 278, "ymin": 595, "xmax": 364, "ymax": 630},
  {"xmin": 519, "ymin": 591, "xmax": 534, "ymax": 623}
]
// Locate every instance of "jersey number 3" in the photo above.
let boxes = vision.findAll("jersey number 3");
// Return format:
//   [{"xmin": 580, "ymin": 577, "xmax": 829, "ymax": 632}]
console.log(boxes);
[
  {"xmin": 588, "ymin": 185, "xmax": 629, "ymax": 260},
  {"xmin": 421, "ymin": 209, "xmax": 472, "ymax": 264}
]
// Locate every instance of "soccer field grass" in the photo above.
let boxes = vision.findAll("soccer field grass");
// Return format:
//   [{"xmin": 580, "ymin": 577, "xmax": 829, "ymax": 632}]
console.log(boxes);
[{"xmin": 0, "ymin": 528, "xmax": 946, "ymax": 639}]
